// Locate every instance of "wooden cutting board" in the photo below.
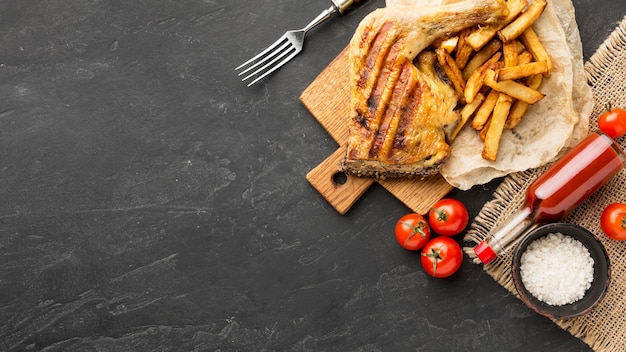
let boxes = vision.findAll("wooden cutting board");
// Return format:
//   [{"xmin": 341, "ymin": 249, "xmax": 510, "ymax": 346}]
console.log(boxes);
[{"xmin": 300, "ymin": 48, "xmax": 454, "ymax": 215}]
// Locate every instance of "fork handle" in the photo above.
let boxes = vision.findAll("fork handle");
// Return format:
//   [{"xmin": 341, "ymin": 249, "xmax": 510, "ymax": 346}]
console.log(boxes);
[
  {"xmin": 331, "ymin": 0, "xmax": 365, "ymax": 15},
  {"xmin": 303, "ymin": 0, "xmax": 365, "ymax": 34}
]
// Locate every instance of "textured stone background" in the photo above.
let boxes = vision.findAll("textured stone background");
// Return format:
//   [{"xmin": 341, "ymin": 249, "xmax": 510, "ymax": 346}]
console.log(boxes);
[{"xmin": 0, "ymin": 0, "xmax": 623, "ymax": 351}]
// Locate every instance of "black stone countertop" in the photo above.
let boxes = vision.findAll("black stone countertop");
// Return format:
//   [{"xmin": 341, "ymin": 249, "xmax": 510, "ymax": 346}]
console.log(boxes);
[{"xmin": 1, "ymin": 1, "xmax": 624, "ymax": 351}]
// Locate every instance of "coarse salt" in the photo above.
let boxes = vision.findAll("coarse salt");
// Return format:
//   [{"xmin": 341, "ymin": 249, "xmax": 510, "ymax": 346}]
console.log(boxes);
[{"xmin": 520, "ymin": 232, "xmax": 594, "ymax": 306}]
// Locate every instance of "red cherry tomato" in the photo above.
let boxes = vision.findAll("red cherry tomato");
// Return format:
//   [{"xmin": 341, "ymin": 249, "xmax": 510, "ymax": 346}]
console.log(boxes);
[
  {"xmin": 598, "ymin": 105, "xmax": 626, "ymax": 138},
  {"xmin": 600, "ymin": 203, "xmax": 626, "ymax": 240},
  {"xmin": 428, "ymin": 198, "xmax": 469, "ymax": 236},
  {"xmin": 420, "ymin": 237, "xmax": 463, "ymax": 278},
  {"xmin": 395, "ymin": 213, "xmax": 431, "ymax": 251}
]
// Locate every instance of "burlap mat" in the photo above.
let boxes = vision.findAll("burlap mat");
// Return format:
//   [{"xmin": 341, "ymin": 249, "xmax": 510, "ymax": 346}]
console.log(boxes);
[{"xmin": 463, "ymin": 15, "xmax": 626, "ymax": 352}]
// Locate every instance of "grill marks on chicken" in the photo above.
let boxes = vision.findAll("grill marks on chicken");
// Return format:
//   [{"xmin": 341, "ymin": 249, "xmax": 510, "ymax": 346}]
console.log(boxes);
[{"xmin": 340, "ymin": 0, "xmax": 509, "ymax": 179}]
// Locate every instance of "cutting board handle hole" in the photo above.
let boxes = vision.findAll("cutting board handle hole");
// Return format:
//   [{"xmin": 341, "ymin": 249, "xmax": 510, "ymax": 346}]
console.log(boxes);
[{"xmin": 332, "ymin": 171, "xmax": 348, "ymax": 186}]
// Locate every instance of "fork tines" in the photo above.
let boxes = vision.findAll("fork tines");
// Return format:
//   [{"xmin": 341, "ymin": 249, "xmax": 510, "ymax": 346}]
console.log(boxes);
[{"xmin": 235, "ymin": 32, "xmax": 301, "ymax": 87}]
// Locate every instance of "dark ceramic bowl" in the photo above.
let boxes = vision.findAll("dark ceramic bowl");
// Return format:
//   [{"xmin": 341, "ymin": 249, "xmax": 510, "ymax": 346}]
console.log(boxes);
[{"xmin": 511, "ymin": 222, "xmax": 610, "ymax": 320}]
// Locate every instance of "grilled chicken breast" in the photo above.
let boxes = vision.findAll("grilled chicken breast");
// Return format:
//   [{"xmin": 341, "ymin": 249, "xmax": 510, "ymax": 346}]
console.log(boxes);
[{"xmin": 341, "ymin": 0, "xmax": 509, "ymax": 179}]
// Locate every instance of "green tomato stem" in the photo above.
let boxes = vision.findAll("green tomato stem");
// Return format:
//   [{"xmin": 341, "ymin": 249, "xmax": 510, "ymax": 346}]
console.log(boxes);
[
  {"xmin": 401, "ymin": 220, "xmax": 427, "ymax": 239},
  {"xmin": 422, "ymin": 246, "xmax": 446, "ymax": 276},
  {"xmin": 432, "ymin": 207, "xmax": 448, "ymax": 222}
]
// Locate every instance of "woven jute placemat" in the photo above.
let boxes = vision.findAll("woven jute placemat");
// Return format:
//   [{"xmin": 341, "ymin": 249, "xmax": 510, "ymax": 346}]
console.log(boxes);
[{"xmin": 464, "ymin": 15, "xmax": 626, "ymax": 352}]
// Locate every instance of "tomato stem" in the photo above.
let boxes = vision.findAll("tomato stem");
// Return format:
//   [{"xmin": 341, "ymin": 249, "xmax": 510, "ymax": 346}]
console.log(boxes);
[
  {"xmin": 432, "ymin": 207, "xmax": 448, "ymax": 222},
  {"xmin": 422, "ymin": 245, "xmax": 445, "ymax": 275},
  {"xmin": 401, "ymin": 220, "xmax": 427, "ymax": 240}
]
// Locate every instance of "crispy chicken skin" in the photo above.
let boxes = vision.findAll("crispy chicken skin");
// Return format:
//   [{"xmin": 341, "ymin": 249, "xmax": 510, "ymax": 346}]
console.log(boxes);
[{"xmin": 340, "ymin": 0, "xmax": 508, "ymax": 179}]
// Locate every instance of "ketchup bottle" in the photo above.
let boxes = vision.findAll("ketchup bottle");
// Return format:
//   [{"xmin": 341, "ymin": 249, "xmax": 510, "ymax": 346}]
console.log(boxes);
[{"xmin": 474, "ymin": 131, "xmax": 626, "ymax": 265}]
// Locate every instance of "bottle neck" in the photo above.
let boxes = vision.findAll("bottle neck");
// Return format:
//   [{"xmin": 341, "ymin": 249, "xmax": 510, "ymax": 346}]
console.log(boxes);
[{"xmin": 488, "ymin": 207, "xmax": 535, "ymax": 253}]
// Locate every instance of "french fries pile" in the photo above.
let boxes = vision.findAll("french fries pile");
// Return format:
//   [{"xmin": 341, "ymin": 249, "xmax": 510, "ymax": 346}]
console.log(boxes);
[{"xmin": 434, "ymin": 0, "xmax": 552, "ymax": 161}]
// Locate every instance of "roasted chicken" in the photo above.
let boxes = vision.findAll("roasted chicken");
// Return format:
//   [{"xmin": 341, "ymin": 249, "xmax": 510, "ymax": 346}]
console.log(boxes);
[{"xmin": 340, "ymin": 0, "xmax": 509, "ymax": 179}]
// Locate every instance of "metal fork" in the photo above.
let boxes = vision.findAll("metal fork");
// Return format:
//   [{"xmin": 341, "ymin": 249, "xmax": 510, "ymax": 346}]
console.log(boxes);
[{"xmin": 236, "ymin": 0, "xmax": 364, "ymax": 87}]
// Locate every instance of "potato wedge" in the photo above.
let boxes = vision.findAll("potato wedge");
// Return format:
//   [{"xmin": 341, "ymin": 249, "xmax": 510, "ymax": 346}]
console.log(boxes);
[
  {"xmin": 462, "ymin": 39, "xmax": 502, "ymax": 81},
  {"xmin": 503, "ymin": 41, "xmax": 519, "ymax": 67},
  {"xmin": 464, "ymin": 54, "xmax": 502, "ymax": 104},
  {"xmin": 435, "ymin": 36, "xmax": 459, "ymax": 54},
  {"xmin": 471, "ymin": 89, "xmax": 500, "ymax": 130},
  {"xmin": 505, "ymin": 74, "xmax": 543, "ymax": 129},
  {"xmin": 498, "ymin": 0, "xmax": 547, "ymax": 43},
  {"xmin": 479, "ymin": 117, "xmax": 491, "ymax": 141},
  {"xmin": 482, "ymin": 93, "xmax": 514, "ymax": 161},
  {"xmin": 450, "ymin": 92, "xmax": 486, "ymax": 141},
  {"xmin": 466, "ymin": 0, "xmax": 529, "ymax": 51},
  {"xmin": 519, "ymin": 27, "xmax": 553, "ymax": 76},
  {"xmin": 484, "ymin": 69, "xmax": 545, "ymax": 105},
  {"xmin": 495, "ymin": 61, "xmax": 548, "ymax": 81},
  {"xmin": 455, "ymin": 28, "xmax": 474, "ymax": 69},
  {"xmin": 436, "ymin": 48, "xmax": 465, "ymax": 100},
  {"xmin": 516, "ymin": 51, "xmax": 535, "ymax": 66}
]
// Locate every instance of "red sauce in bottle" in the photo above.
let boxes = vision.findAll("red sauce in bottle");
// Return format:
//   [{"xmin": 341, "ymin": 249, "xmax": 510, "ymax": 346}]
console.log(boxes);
[
  {"xmin": 474, "ymin": 132, "xmax": 626, "ymax": 265},
  {"xmin": 529, "ymin": 132, "xmax": 625, "ymax": 222}
]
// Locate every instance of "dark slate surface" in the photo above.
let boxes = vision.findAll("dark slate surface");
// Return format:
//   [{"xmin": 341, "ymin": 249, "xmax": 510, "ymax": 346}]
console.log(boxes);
[{"xmin": 0, "ymin": 0, "xmax": 623, "ymax": 351}]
